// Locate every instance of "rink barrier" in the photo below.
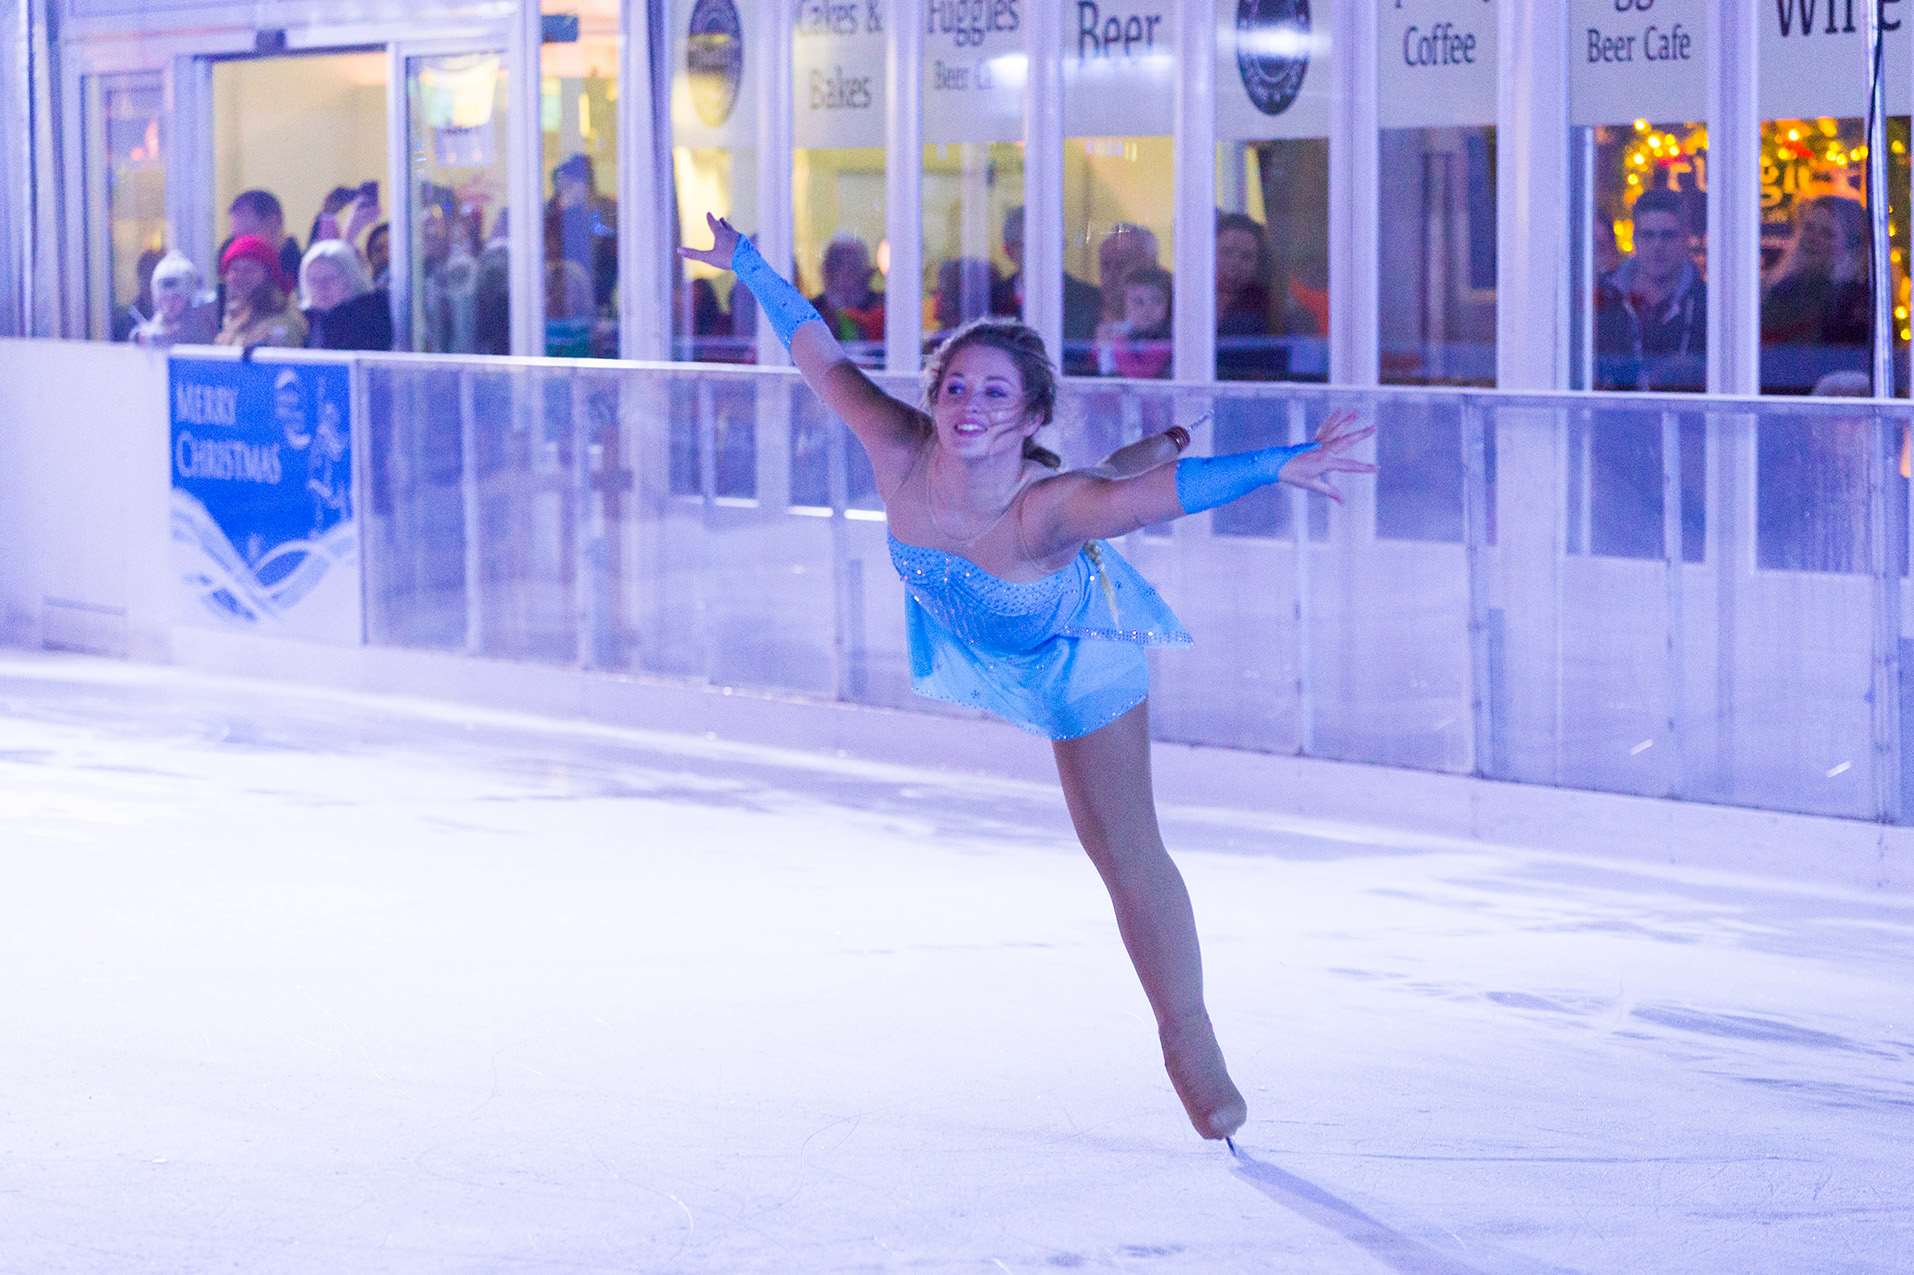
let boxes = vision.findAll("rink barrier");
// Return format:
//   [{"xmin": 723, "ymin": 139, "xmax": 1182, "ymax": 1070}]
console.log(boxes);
[{"xmin": 1, "ymin": 336, "xmax": 1910, "ymax": 833}]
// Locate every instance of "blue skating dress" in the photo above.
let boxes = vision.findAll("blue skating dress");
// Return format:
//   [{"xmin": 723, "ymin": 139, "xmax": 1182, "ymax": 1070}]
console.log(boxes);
[{"xmin": 887, "ymin": 530, "xmax": 1191, "ymax": 740}]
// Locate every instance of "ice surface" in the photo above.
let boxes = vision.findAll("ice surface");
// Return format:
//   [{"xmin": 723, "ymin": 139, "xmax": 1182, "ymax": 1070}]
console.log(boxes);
[{"xmin": 0, "ymin": 651, "xmax": 1910, "ymax": 1274}]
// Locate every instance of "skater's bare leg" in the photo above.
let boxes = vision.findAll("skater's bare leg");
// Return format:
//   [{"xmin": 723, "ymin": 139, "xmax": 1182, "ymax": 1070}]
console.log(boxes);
[{"xmin": 1053, "ymin": 699, "xmax": 1245, "ymax": 1138}]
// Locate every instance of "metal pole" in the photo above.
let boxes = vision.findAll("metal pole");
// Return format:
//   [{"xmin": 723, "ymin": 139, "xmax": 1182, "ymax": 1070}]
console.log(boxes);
[
  {"xmin": 1866, "ymin": 0, "xmax": 1894, "ymax": 396},
  {"xmin": 1868, "ymin": 403, "xmax": 1906, "ymax": 824},
  {"xmin": 1660, "ymin": 410, "xmax": 1687, "ymax": 798},
  {"xmin": 1288, "ymin": 397, "xmax": 1316, "ymax": 756},
  {"xmin": 1461, "ymin": 399, "xmax": 1497, "ymax": 777}
]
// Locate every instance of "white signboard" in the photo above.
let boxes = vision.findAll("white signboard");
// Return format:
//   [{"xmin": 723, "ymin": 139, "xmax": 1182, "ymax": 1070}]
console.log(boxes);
[
  {"xmin": 1217, "ymin": 0, "xmax": 1332, "ymax": 141},
  {"xmin": 672, "ymin": 0, "xmax": 756, "ymax": 149},
  {"xmin": 1064, "ymin": 0, "xmax": 1177, "ymax": 136},
  {"xmin": 1760, "ymin": 0, "xmax": 1909, "ymax": 118},
  {"xmin": 1569, "ymin": 0, "xmax": 1708, "ymax": 126},
  {"xmin": 923, "ymin": 0, "xmax": 1027, "ymax": 144},
  {"xmin": 792, "ymin": 0, "xmax": 888, "ymax": 149},
  {"xmin": 1379, "ymin": 0, "xmax": 1498, "ymax": 130}
]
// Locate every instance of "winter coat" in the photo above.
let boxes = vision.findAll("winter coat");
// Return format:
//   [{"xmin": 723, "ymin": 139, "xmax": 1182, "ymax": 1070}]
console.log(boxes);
[{"xmin": 305, "ymin": 288, "xmax": 394, "ymax": 352}]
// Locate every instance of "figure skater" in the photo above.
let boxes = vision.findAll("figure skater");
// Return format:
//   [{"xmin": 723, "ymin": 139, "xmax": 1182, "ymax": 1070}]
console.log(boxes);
[{"xmin": 681, "ymin": 214, "xmax": 1375, "ymax": 1141}]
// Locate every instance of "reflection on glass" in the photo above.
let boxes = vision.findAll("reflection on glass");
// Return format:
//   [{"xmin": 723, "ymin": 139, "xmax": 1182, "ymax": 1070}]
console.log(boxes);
[
  {"xmin": 99, "ymin": 78, "xmax": 167, "ymax": 341},
  {"xmin": 1755, "ymin": 409, "xmax": 1905, "ymax": 574},
  {"xmin": 793, "ymin": 146, "xmax": 887, "ymax": 367},
  {"xmin": 541, "ymin": 20, "xmax": 620, "ymax": 358},
  {"xmin": 1577, "ymin": 121, "xmax": 1709, "ymax": 392},
  {"xmin": 1757, "ymin": 117, "xmax": 1910, "ymax": 395},
  {"xmin": 921, "ymin": 142, "xmax": 1023, "ymax": 352},
  {"xmin": 1063, "ymin": 136, "xmax": 1174, "ymax": 378},
  {"xmin": 1214, "ymin": 140, "xmax": 1328, "ymax": 381},
  {"xmin": 407, "ymin": 53, "xmax": 510, "ymax": 354},
  {"xmin": 1378, "ymin": 127, "xmax": 1497, "ymax": 386}
]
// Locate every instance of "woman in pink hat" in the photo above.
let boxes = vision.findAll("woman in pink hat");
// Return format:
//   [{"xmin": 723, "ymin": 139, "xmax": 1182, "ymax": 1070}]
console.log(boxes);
[{"xmin": 214, "ymin": 234, "xmax": 307, "ymax": 349}]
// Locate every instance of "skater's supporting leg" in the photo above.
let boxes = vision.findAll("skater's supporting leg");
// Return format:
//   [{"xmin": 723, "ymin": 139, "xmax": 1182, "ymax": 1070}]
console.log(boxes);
[
  {"xmin": 1052, "ymin": 699, "xmax": 1202, "ymax": 1025},
  {"xmin": 1052, "ymin": 700, "xmax": 1246, "ymax": 1138}
]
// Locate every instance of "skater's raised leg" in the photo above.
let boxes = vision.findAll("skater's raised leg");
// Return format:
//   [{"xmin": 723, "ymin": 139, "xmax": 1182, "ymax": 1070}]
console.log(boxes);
[{"xmin": 1053, "ymin": 699, "xmax": 1246, "ymax": 1139}]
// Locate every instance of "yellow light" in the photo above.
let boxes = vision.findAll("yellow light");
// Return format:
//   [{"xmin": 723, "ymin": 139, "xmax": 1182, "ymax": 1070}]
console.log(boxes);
[
  {"xmin": 1788, "ymin": 129, "xmax": 1802, "ymax": 141},
  {"xmin": 1634, "ymin": 118, "xmax": 1650, "ymax": 133},
  {"xmin": 1856, "ymin": 145, "xmax": 1869, "ymax": 159},
  {"xmin": 1897, "ymin": 306, "xmax": 1908, "ymax": 320},
  {"xmin": 1627, "ymin": 174, "xmax": 1641, "ymax": 186}
]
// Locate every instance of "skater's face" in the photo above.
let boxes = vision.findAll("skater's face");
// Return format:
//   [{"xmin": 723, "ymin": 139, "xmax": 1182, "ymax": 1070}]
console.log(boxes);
[{"xmin": 930, "ymin": 343, "xmax": 1040, "ymax": 459}]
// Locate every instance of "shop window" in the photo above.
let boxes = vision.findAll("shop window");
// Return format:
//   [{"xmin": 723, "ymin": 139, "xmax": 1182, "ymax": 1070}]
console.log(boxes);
[
  {"xmin": 1062, "ymin": 0, "xmax": 1175, "ymax": 379},
  {"xmin": 405, "ymin": 52, "xmax": 509, "ymax": 354},
  {"xmin": 1756, "ymin": 117, "xmax": 1909, "ymax": 396},
  {"xmin": 1214, "ymin": 0, "xmax": 1330, "ymax": 386},
  {"xmin": 540, "ymin": 3, "xmax": 621, "ymax": 358},
  {"xmin": 1378, "ymin": 126, "xmax": 1497, "ymax": 387},
  {"xmin": 1756, "ymin": 8, "xmax": 1911, "ymax": 396},
  {"xmin": 1377, "ymin": 2, "xmax": 1499, "ymax": 388},
  {"xmin": 669, "ymin": 0, "xmax": 758, "ymax": 364}
]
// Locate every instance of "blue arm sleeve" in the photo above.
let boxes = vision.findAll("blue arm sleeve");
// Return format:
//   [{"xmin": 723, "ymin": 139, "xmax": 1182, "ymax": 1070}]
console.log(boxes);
[
  {"xmin": 1173, "ymin": 442, "xmax": 1320, "ymax": 516},
  {"xmin": 731, "ymin": 236, "xmax": 823, "ymax": 350}
]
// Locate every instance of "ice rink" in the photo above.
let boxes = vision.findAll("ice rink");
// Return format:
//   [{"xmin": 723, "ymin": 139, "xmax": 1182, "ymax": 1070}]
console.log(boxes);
[{"xmin": 2, "ymin": 651, "xmax": 1910, "ymax": 1274}]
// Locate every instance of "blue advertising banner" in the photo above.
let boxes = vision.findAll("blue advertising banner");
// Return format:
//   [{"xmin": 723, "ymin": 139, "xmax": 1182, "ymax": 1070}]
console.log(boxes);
[{"xmin": 169, "ymin": 354, "xmax": 362, "ymax": 643}]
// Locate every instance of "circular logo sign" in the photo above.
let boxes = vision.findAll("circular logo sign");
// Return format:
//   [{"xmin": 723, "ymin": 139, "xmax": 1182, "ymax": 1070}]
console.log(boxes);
[
  {"xmin": 1236, "ymin": 0, "xmax": 1310, "ymax": 118},
  {"xmin": 686, "ymin": 0, "xmax": 744, "ymax": 129}
]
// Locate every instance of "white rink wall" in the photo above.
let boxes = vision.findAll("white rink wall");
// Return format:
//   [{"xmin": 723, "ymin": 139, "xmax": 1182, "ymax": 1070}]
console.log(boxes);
[
  {"xmin": 0, "ymin": 338, "xmax": 171, "ymax": 658},
  {"xmin": 1, "ymin": 336, "xmax": 1910, "ymax": 890}
]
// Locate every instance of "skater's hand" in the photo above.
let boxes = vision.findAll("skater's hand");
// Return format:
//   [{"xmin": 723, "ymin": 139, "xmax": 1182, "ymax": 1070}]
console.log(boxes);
[
  {"xmin": 678, "ymin": 212, "xmax": 742, "ymax": 273},
  {"xmin": 1278, "ymin": 408, "xmax": 1376, "ymax": 505}
]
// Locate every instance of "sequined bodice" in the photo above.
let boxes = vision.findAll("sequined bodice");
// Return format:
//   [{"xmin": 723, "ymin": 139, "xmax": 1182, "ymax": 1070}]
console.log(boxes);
[{"xmin": 887, "ymin": 533, "xmax": 1082, "ymax": 654}]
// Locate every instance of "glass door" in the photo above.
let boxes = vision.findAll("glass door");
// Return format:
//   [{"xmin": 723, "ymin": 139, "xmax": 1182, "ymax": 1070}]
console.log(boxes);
[
  {"xmin": 401, "ymin": 48, "xmax": 513, "ymax": 354},
  {"xmin": 83, "ymin": 72, "xmax": 168, "ymax": 340}
]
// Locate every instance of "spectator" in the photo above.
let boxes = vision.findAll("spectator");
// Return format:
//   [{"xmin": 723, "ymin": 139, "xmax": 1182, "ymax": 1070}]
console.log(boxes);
[
  {"xmin": 1593, "ymin": 188, "xmax": 1707, "ymax": 393},
  {"xmin": 990, "ymin": 203, "xmax": 1103, "ymax": 336},
  {"xmin": 928, "ymin": 255, "xmax": 1001, "ymax": 348},
  {"xmin": 226, "ymin": 189, "xmax": 304, "ymax": 287},
  {"xmin": 1094, "ymin": 265, "xmax": 1174, "ymax": 379},
  {"xmin": 1761, "ymin": 194, "xmax": 1872, "ymax": 395},
  {"xmin": 364, "ymin": 222, "xmax": 391, "ymax": 289},
  {"xmin": 547, "ymin": 154, "xmax": 618, "ymax": 311},
  {"xmin": 214, "ymin": 235, "xmax": 307, "ymax": 348},
  {"xmin": 300, "ymin": 239, "xmax": 392, "ymax": 352},
  {"xmin": 1215, "ymin": 211, "xmax": 1317, "ymax": 381},
  {"xmin": 417, "ymin": 189, "xmax": 482, "ymax": 353},
  {"xmin": 811, "ymin": 233, "xmax": 885, "ymax": 356},
  {"xmin": 473, "ymin": 209, "xmax": 511, "ymax": 356},
  {"xmin": 1095, "ymin": 223, "xmax": 1160, "ymax": 322},
  {"xmin": 131, "ymin": 250, "xmax": 218, "ymax": 348},
  {"xmin": 111, "ymin": 248, "xmax": 164, "ymax": 342}
]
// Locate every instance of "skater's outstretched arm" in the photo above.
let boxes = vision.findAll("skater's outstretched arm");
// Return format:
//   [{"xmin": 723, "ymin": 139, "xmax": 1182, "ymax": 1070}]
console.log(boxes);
[
  {"xmin": 1022, "ymin": 409, "xmax": 1375, "ymax": 555},
  {"xmin": 679, "ymin": 213, "xmax": 925, "ymax": 489}
]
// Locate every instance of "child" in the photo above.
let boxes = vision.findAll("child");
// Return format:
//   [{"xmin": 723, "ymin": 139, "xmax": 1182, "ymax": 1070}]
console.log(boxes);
[{"xmin": 1095, "ymin": 266, "xmax": 1174, "ymax": 379}]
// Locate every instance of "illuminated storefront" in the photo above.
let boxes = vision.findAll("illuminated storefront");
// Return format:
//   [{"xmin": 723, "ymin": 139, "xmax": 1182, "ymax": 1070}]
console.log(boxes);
[{"xmin": 3, "ymin": 1, "xmax": 1911, "ymax": 400}]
